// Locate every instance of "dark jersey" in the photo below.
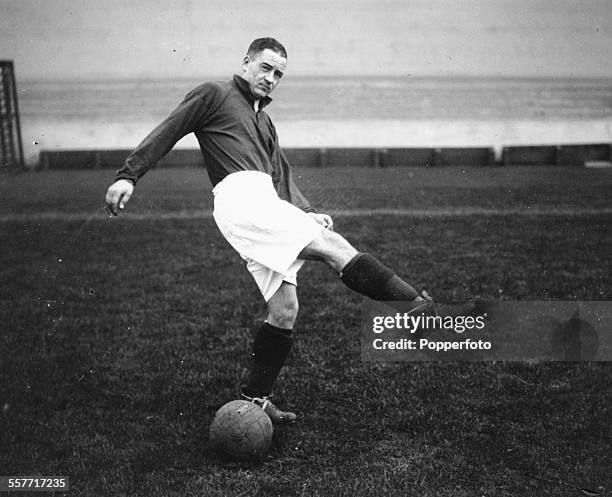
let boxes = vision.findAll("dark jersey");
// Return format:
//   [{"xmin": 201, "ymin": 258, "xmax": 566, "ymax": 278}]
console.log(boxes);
[{"xmin": 116, "ymin": 75, "xmax": 313, "ymax": 212}]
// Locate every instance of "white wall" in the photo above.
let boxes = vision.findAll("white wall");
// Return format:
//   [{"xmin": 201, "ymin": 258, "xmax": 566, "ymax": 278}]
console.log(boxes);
[{"xmin": 1, "ymin": 0, "xmax": 611, "ymax": 80}]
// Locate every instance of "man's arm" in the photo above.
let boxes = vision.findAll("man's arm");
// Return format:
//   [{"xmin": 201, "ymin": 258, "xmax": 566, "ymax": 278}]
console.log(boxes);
[
  {"xmin": 106, "ymin": 83, "xmax": 227, "ymax": 215},
  {"xmin": 115, "ymin": 90, "xmax": 212, "ymax": 185}
]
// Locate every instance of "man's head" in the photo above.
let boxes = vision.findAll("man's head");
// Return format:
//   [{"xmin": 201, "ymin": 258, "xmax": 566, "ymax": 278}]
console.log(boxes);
[{"xmin": 241, "ymin": 37, "xmax": 287, "ymax": 100}]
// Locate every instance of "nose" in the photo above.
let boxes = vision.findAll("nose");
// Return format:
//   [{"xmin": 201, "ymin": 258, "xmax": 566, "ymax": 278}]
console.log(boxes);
[{"xmin": 264, "ymin": 72, "xmax": 275, "ymax": 84}]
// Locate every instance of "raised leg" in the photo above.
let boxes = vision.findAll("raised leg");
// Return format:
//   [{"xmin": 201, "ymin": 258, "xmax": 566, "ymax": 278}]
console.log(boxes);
[{"xmin": 300, "ymin": 229, "xmax": 421, "ymax": 301}]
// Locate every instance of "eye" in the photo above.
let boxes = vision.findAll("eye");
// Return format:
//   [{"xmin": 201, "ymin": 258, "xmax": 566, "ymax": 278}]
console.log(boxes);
[{"xmin": 275, "ymin": 71, "xmax": 284, "ymax": 79}]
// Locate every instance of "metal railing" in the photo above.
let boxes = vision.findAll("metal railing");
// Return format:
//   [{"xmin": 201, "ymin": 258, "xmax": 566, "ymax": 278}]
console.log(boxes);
[{"xmin": 0, "ymin": 60, "xmax": 24, "ymax": 169}]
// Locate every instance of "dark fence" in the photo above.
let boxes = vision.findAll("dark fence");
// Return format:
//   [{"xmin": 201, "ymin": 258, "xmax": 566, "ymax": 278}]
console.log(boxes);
[
  {"xmin": 38, "ymin": 144, "xmax": 611, "ymax": 170},
  {"xmin": 502, "ymin": 144, "xmax": 612, "ymax": 167},
  {"xmin": 39, "ymin": 149, "xmax": 204, "ymax": 170}
]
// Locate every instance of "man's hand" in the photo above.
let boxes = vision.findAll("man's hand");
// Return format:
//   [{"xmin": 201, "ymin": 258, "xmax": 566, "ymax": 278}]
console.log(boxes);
[
  {"xmin": 308, "ymin": 212, "xmax": 334, "ymax": 230},
  {"xmin": 105, "ymin": 179, "xmax": 134, "ymax": 216}
]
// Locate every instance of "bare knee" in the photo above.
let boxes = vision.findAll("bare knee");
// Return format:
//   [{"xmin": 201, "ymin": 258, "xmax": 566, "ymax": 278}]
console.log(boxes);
[
  {"xmin": 300, "ymin": 229, "xmax": 358, "ymax": 272},
  {"xmin": 266, "ymin": 287, "xmax": 299, "ymax": 329}
]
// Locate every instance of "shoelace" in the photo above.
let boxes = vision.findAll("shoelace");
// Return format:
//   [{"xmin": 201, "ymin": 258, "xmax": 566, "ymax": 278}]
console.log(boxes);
[{"xmin": 243, "ymin": 394, "xmax": 272, "ymax": 411}]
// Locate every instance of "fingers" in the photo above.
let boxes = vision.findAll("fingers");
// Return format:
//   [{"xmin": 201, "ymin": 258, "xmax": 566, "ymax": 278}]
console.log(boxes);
[
  {"xmin": 310, "ymin": 213, "xmax": 334, "ymax": 230},
  {"xmin": 118, "ymin": 188, "xmax": 132, "ymax": 211},
  {"xmin": 105, "ymin": 189, "xmax": 123, "ymax": 216},
  {"xmin": 322, "ymin": 214, "xmax": 334, "ymax": 230},
  {"xmin": 104, "ymin": 187, "xmax": 120, "ymax": 216}
]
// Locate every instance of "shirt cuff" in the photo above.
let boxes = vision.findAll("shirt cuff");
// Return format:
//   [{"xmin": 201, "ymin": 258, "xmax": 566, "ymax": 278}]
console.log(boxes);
[{"xmin": 115, "ymin": 173, "xmax": 137, "ymax": 186}]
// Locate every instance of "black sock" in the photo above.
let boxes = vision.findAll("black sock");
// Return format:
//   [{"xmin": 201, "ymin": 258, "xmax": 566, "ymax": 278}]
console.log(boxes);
[
  {"xmin": 340, "ymin": 252, "xmax": 419, "ymax": 301},
  {"xmin": 243, "ymin": 322, "xmax": 293, "ymax": 398}
]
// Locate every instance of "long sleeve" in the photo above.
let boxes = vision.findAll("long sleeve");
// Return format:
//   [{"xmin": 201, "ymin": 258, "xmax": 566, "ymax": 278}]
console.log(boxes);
[{"xmin": 116, "ymin": 83, "xmax": 226, "ymax": 184}]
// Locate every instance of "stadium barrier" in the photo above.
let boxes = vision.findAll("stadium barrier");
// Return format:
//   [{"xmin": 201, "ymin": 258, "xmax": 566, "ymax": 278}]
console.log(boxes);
[
  {"xmin": 502, "ymin": 144, "xmax": 612, "ymax": 167},
  {"xmin": 39, "ymin": 150, "xmax": 100, "ymax": 170},
  {"xmin": 502, "ymin": 146, "xmax": 558, "ymax": 166},
  {"xmin": 432, "ymin": 148, "xmax": 495, "ymax": 167},
  {"xmin": 556, "ymin": 144, "xmax": 611, "ymax": 166},
  {"xmin": 37, "ymin": 144, "xmax": 610, "ymax": 170},
  {"xmin": 39, "ymin": 149, "xmax": 204, "ymax": 170}
]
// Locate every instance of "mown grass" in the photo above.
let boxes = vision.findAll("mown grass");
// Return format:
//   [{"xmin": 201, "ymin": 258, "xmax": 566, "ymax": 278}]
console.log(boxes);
[{"xmin": 1, "ymin": 166, "xmax": 611, "ymax": 496}]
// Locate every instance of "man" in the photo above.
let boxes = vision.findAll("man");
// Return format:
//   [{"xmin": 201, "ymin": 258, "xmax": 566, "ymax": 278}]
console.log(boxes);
[{"xmin": 105, "ymin": 37, "xmax": 468, "ymax": 424}]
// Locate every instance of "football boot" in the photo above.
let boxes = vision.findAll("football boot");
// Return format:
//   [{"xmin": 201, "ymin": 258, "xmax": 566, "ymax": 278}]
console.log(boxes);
[
  {"xmin": 403, "ymin": 289, "xmax": 483, "ymax": 338},
  {"xmin": 241, "ymin": 392, "xmax": 298, "ymax": 425}
]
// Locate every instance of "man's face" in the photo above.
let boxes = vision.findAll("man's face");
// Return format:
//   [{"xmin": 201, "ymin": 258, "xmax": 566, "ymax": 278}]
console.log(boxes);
[{"xmin": 241, "ymin": 48, "xmax": 287, "ymax": 100}]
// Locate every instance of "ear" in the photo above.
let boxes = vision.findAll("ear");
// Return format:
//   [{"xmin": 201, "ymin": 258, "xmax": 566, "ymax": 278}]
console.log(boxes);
[{"xmin": 241, "ymin": 55, "xmax": 250, "ymax": 72}]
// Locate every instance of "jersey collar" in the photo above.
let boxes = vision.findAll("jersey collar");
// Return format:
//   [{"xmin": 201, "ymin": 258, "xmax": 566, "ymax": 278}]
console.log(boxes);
[{"xmin": 233, "ymin": 74, "xmax": 273, "ymax": 111}]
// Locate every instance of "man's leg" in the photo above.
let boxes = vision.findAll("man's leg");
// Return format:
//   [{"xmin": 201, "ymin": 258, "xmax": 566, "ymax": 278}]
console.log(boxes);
[
  {"xmin": 242, "ymin": 281, "xmax": 299, "ymax": 424},
  {"xmin": 299, "ymin": 229, "xmax": 423, "ymax": 302}
]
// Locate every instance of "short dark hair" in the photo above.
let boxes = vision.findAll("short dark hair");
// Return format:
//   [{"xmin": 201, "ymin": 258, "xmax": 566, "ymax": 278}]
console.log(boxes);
[{"xmin": 247, "ymin": 37, "xmax": 287, "ymax": 59}]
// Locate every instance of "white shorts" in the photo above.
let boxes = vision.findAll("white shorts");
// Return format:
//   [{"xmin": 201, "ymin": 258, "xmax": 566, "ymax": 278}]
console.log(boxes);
[{"xmin": 212, "ymin": 171, "xmax": 324, "ymax": 301}]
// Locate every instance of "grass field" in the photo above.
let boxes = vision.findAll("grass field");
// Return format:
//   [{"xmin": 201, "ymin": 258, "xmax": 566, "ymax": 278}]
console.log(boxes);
[{"xmin": 1, "ymin": 165, "xmax": 611, "ymax": 496}]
